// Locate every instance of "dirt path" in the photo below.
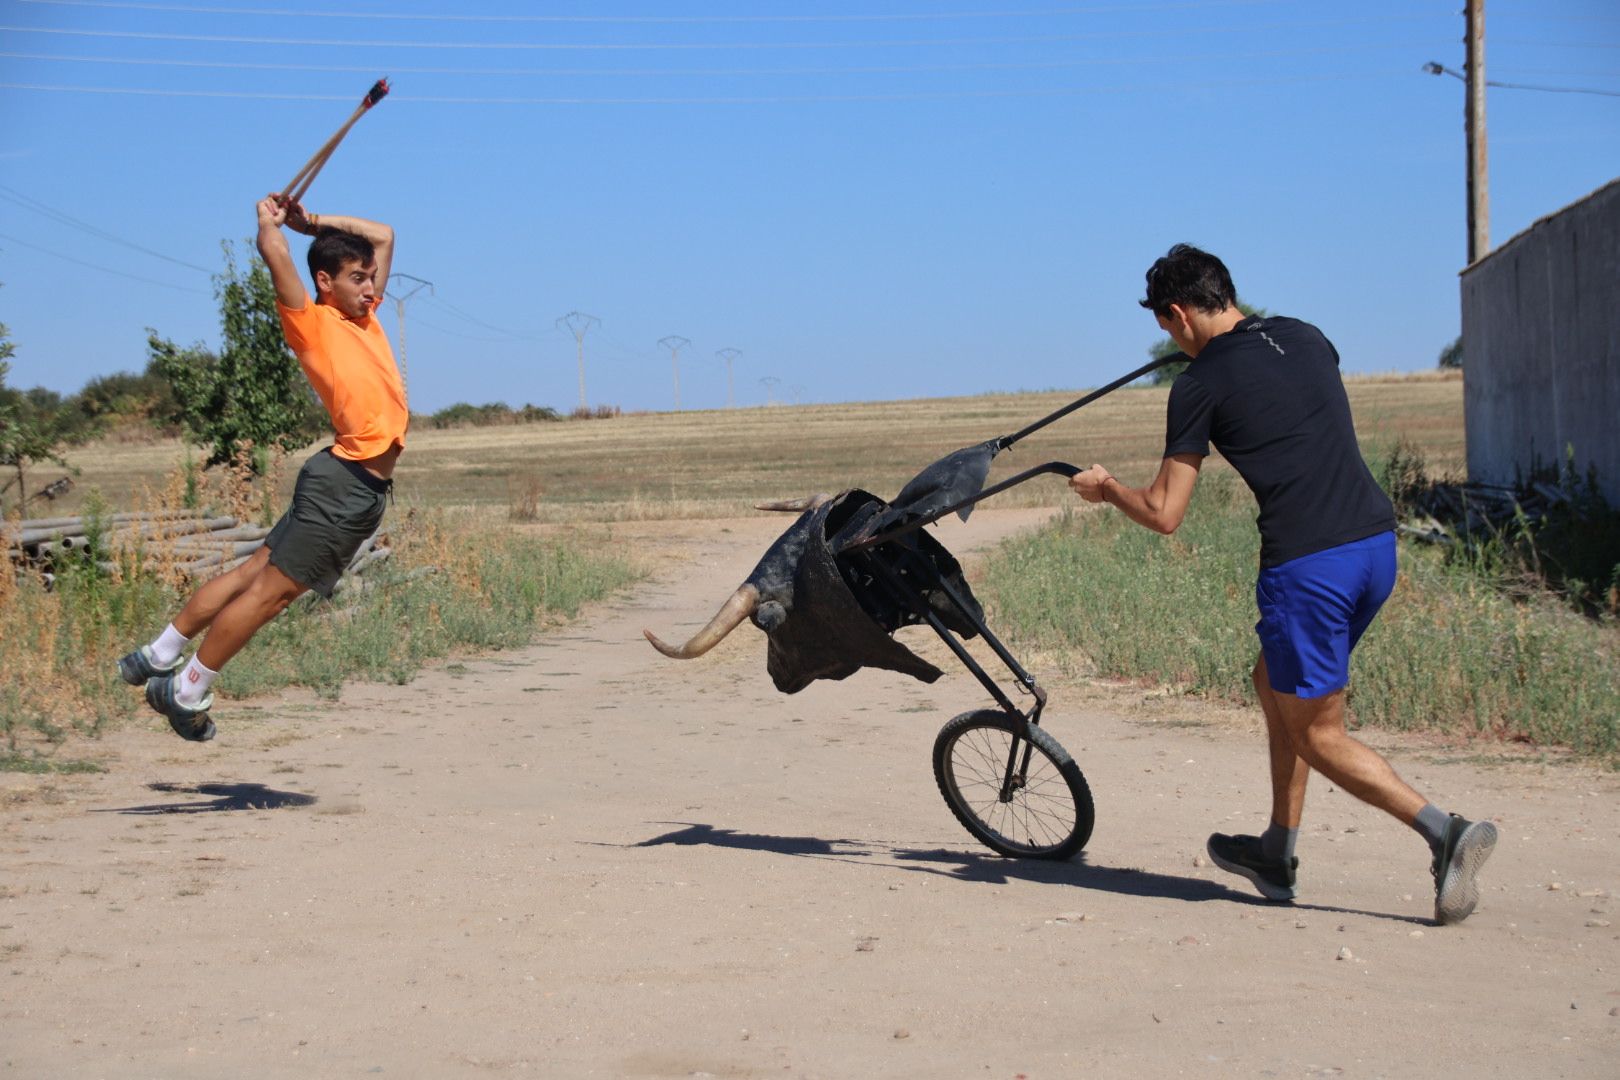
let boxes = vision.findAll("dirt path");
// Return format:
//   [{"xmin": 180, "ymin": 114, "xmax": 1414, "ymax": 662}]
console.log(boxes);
[{"xmin": 3, "ymin": 510, "xmax": 1617, "ymax": 1078}]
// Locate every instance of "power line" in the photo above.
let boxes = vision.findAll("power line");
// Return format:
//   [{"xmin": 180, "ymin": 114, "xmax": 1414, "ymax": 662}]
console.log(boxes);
[
  {"xmin": 0, "ymin": 183, "xmax": 215, "ymax": 274},
  {"xmin": 404, "ymin": 314, "xmax": 523, "ymax": 344},
  {"xmin": 1423, "ymin": 61, "xmax": 1620, "ymax": 99},
  {"xmin": 0, "ymin": 16, "xmax": 1456, "ymax": 53},
  {"xmin": 0, "ymin": 69, "xmax": 1417, "ymax": 106},
  {"xmin": 418, "ymin": 294, "xmax": 533, "ymax": 339},
  {"xmin": 1494, "ymin": 38, "xmax": 1620, "ymax": 50},
  {"xmin": 0, "ymin": 40, "xmax": 1455, "ymax": 80},
  {"xmin": 0, "ymin": 83, "xmax": 353, "ymax": 101},
  {"xmin": 13, "ymin": 0, "xmax": 1298, "ymax": 25},
  {"xmin": 0, "ymin": 231, "xmax": 208, "ymax": 293}
]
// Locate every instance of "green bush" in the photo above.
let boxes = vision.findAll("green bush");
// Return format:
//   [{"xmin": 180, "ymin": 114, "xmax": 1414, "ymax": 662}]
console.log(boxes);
[{"xmin": 425, "ymin": 402, "xmax": 562, "ymax": 429}]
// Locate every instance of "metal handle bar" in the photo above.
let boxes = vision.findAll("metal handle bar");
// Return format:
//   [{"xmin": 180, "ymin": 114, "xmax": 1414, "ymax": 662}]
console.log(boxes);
[
  {"xmin": 994, "ymin": 353, "xmax": 1176, "ymax": 452},
  {"xmin": 840, "ymin": 461, "xmax": 1080, "ymax": 552}
]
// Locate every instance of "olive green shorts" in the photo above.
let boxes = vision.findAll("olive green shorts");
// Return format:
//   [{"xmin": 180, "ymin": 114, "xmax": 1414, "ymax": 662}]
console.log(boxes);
[{"xmin": 265, "ymin": 448, "xmax": 389, "ymax": 597}]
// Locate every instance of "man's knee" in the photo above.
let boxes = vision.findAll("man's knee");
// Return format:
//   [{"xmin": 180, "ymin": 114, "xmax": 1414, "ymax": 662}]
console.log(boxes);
[
  {"xmin": 244, "ymin": 565, "xmax": 306, "ymax": 614},
  {"xmin": 219, "ymin": 545, "xmax": 272, "ymax": 589},
  {"xmin": 1275, "ymin": 691, "xmax": 1346, "ymax": 760},
  {"xmin": 1293, "ymin": 722, "xmax": 1342, "ymax": 767}
]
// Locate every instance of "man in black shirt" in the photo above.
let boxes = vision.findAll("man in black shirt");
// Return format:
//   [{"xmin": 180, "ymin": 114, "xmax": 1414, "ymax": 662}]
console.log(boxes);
[{"xmin": 1070, "ymin": 244, "xmax": 1495, "ymax": 925}]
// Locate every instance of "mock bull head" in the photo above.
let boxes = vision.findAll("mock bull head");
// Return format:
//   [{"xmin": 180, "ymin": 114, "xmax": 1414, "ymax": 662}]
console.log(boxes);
[{"xmin": 643, "ymin": 489, "xmax": 982, "ymax": 695}]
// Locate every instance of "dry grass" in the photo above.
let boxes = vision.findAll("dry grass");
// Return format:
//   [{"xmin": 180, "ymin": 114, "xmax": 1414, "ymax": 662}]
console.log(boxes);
[{"xmin": 35, "ymin": 373, "xmax": 1465, "ymax": 523}]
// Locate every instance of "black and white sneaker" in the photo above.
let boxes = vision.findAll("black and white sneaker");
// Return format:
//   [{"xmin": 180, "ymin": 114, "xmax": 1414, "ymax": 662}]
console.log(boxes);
[
  {"xmin": 144, "ymin": 674, "xmax": 216, "ymax": 743},
  {"xmin": 1207, "ymin": 832, "xmax": 1297, "ymax": 901},
  {"xmin": 116, "ymin": 645, "xmax": 182, "ymax": 687},
  {"xmin": 1432, "ymin": 815, "xmax": 1497, "ymax": 925}
]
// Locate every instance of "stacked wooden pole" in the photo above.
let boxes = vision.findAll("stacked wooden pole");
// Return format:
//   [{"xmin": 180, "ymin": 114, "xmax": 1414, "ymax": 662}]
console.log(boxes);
[{"xmin": 5, "ymin": 510, "xmax": 395, "ymax": 589}]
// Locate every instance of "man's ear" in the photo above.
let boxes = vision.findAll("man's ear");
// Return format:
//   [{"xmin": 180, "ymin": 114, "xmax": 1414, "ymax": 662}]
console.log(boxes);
[{"xmin": 314, "ymin": 269, "xmax": 332, "ymax": 298}]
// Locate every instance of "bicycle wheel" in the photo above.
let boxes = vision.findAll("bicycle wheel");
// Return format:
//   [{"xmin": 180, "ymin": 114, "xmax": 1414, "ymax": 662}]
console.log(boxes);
[{"xmin": 933, "ymin": 709, "xmax": 1094, "ymax": 860}]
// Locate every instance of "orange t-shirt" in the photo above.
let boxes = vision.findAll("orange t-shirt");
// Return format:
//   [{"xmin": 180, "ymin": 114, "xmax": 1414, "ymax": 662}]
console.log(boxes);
[{"xmin": 277, "ymin": 295, "xmax": 408, "ymax": 462}]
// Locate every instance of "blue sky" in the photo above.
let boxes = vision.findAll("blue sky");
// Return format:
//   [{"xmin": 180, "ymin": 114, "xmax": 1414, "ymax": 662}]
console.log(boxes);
[{"xmin": 2, "ymin": 0, "xmax": 1617, "ymax": 415}]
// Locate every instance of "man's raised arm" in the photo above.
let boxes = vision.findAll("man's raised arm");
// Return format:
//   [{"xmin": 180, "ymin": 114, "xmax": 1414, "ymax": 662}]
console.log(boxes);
[
  {"xmin": 255, "ymin": 195, "xmax": 309, "ymax": 310},
  {"xmin": 284, "ymin": 203, "xmax": 394, "ymax": 299}
]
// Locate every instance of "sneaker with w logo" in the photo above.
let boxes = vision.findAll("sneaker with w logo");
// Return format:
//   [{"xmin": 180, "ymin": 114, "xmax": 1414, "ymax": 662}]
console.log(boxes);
[{"xmin": 144, "ymin": 673, "xmax": 216, "ymax": 743}]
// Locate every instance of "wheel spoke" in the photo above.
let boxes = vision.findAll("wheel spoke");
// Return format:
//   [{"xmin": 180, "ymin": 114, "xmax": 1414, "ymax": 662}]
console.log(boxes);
[{"xmin": 941, "ymin": 717, "xmax": 1088, "ymax": 858}]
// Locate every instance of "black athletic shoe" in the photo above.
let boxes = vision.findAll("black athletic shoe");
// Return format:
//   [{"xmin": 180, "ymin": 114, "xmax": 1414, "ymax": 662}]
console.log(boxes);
[
  {"xmin": 116, "ymin": 645, "xmax": 182, "ymax": 687},
  {"xmin": 1207, "ymin": 832, "xmax": 1297, "ymax": 901},
  {"xmin": 1432, "ymin": 815, "xmax": 1497, "ymax": 925},
  {"xmin": 144, "ymin": 674, "xmax": 216, "ymax": 743}
]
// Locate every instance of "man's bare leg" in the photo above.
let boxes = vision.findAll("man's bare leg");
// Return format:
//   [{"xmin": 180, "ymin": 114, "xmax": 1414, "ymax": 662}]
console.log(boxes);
[
  {"xmin": 121, "ymin": 546, "xmax": 276, "ymax": 686},
  {"xmin": 160, "ymin": 558, "xmax": 307, "ymax": 714},
  {"xmin": 1269, "ymin": 682, "xmax": 1425, "ymax": 826},
  {"xmin": 1254, "ymin": 656, "xmax": 1309, "ymax": 832},
  {"xmin": 172, "ymin": 545, "xmax": 273, "ymax": 639},
  {"xmin": 193, "ymin": 560, "xmax": 308, "ymax": 671},
  {"xmin": 1209, "ymin": 658, "xmax": 1426, "ymax": 903}
]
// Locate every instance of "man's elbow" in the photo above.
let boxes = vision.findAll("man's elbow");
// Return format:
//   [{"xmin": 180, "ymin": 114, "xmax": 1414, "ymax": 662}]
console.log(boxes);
[{"xmin": 1141, "ymin": 503, "xmax": 1186, "ymax": 535}]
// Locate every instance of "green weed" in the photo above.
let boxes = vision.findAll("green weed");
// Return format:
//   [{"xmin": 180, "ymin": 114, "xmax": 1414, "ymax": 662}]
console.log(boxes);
[
  {"xmin": 982, "ymin": 473, "xmax": 1619, "ymax": 762},
  {"xmin": 1, "ymin": 506, "xmax": 639, "ymax": 751}
]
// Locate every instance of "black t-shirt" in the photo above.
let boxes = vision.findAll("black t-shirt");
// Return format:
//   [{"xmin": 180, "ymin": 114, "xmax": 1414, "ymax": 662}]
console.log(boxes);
[{"xmin": 1164, "ymin": 315, "xmax": 1395, "ymax": 567}]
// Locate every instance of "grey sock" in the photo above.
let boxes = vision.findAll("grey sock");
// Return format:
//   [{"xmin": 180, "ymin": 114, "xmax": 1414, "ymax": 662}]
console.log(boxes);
[
  {"xmin": 1260, "ymin": 821, "xmax": 1298, "ymax": 861},
  {"xmin": 1414, "ymin": 803, "xmax": 1452, "ymax": 853}
]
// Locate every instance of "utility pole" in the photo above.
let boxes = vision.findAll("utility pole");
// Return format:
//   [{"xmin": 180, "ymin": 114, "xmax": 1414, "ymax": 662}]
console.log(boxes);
[
  {"xmin": 1465, "ymin": 0, "xmax": 1489, "ymax": 263},
  {"xmin": 658, "ymin": 335, "xmax": 690, "ymax": 411},
  {"xmin": 388, "ymin": 273, "xmax": 433, "ymax": 403},
  {"xmin": 759, "ymin": 375, "xmax": 780, "ymax": 405},
  {"xmin": 716, "ymin": 348, "xmax": 742, "ymax": 409},
  {"xmin": 556, "ymin": 311, "xmax": 601, "ymax": 411}
]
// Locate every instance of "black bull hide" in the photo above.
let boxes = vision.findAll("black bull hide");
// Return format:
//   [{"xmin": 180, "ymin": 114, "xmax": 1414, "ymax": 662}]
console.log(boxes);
[{"xmin": 739, "ymin": 489, "xmax": 982, "ymax": 694}]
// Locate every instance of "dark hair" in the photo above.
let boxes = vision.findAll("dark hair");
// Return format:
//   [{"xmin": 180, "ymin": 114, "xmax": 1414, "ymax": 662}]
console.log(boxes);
[
  {"xmin": 307, "ymin": 227, "xmax": 375, "ymax": 294},
  {"xmin": 1139, "ymin": 243, "xmax": 1237, "ymax": 318}
]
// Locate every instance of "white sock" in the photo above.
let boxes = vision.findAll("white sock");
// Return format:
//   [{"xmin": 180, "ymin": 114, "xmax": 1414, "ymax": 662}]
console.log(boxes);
[
  {"xmin": 174, "ymin": 655, "xmax": 218, "ymax": 708},
  {"xmin": 148, "ymin": 623, "xmax": 190, "ymax": 667}
]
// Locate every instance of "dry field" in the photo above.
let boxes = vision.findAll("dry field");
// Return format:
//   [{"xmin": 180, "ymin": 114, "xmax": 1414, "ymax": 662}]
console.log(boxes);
[{"xmin": 36, "ymin": 372, "xmax": 1464, "ymax": 520}]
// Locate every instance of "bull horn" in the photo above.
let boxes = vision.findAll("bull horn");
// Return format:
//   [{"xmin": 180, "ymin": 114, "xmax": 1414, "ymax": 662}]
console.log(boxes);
[
  {"xmin": 643, "ymin": 583, "xmax": 760, "ymax": 659},
  {"xmin": 754, "ymin": 493, "xmax": 832, "ymax": 512}
]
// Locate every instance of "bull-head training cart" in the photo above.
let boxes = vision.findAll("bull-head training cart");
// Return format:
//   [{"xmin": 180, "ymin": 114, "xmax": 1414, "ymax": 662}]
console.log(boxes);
[{"xmin": 643, "ymin": 356, "xmax": 1175, "ymax": 862}]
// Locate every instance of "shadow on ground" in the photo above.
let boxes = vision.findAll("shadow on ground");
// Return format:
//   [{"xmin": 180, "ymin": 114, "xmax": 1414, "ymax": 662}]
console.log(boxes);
[
  {"xmin": 96, "ymin": 781, "xmax": 318, "ymax": 815},
  {"xmin": 620, "ymin": 821, "xmax": 1430, "ymax": 926}
]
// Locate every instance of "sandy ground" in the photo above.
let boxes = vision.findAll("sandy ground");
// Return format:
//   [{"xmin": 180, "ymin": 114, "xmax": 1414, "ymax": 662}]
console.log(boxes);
[{"xmin": 3, "ymin": 508, "xmax": 1617, "ymax": 1079}]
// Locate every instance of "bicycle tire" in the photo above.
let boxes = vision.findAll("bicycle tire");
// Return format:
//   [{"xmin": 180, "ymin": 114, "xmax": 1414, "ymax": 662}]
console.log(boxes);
[{"xmin": 933, "ymin": 709, "xmax": 1094, "ymax": 860}]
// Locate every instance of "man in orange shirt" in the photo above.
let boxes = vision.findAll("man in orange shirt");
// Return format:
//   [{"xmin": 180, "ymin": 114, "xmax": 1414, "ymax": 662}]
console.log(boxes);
[{"xmin": 117, "ymin": 195, "xmax": 404, "ymax": 741}]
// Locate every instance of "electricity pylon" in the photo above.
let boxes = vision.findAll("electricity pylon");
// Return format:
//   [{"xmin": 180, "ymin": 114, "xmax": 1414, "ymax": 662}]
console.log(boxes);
[
  {"xmin": 556, "ymin": 311, "xmax": 601, "ymax": 411},
  {"xmin": 658, "ymin": 335, "xmax": 690, "ymax": 411},
  {"xmin": 716, "ymin": 347, "xmax": 742, "ymax": 409},
  {"xmin": 389, "ymin": 273, "xmax": 433, "ymax": 403}
]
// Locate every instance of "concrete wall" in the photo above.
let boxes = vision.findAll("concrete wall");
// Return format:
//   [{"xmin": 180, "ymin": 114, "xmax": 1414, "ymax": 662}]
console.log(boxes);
[{"xmin": 1460, "ymin": 177, "xmax": 1620, "ymax": 503}]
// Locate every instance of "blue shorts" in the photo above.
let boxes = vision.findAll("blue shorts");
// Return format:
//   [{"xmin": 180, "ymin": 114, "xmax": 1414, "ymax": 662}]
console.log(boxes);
[{"xmin": 1255, "ymin": 531, "xmax": 1397, "ymax": 699}]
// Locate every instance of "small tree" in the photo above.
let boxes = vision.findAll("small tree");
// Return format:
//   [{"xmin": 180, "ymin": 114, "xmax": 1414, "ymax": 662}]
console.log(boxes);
[
  {"xmin": 1145, "ymin": 301, "xmax": 1270, "ymax": 385},
  {"xmin": 0, "ymin": 323, "xmax": 99, "ymax": 514},
  {"xmin": 0, "ymin": 321, "xmax": 15, "ymax": 511},
  {"xmin": 1437, "ymin": 335, "xmax": 1463, "ymax": 370},
  {"xmin": 148, "ymin": 241, "xmax": 325, "ymax": 472}
]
